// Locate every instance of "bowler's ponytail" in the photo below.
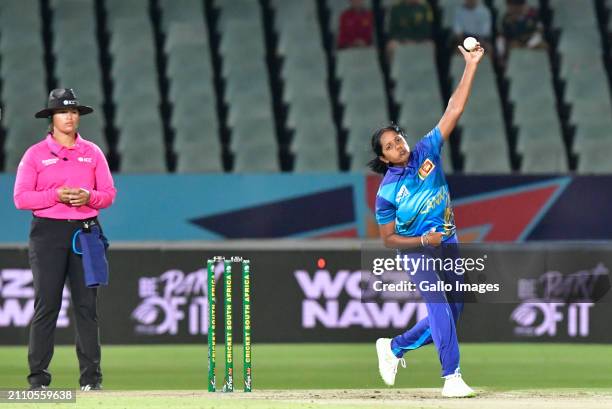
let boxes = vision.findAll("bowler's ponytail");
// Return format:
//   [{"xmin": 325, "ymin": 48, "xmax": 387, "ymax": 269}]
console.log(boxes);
[{"xmin": 367, "ymin": 157, "xmax": 389, "ymax": 174}]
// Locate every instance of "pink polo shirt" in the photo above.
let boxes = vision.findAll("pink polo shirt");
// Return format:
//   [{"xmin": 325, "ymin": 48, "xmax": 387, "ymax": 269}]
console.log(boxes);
[{"xmin": 13, "ymin": 133, "xmax": 116, "ymax": 219}]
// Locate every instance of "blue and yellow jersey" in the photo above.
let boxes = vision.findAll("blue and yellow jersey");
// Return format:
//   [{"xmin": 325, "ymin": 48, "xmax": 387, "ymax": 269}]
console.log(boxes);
[{"xmin": 375, "ymin": 127, "xmax": 456, "ymax": 239}]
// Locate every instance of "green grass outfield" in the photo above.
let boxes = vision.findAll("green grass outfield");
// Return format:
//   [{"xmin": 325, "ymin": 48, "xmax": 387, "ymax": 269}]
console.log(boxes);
[{"xmin": 1, "ymin": 343, "xmax": 611, "ymax": 408}]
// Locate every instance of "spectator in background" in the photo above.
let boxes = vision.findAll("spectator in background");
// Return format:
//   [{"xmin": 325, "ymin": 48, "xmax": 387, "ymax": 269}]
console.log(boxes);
[
  {"xmin": 453, "ymin": 0, "xmax": 492, "ymax": 51},
  {"xmin": 497, "ymin": 0, "xmax": 545, "ymax": 60},
  {"xmin": 386, "ymin": 0, "xmax": 434, "ymax": 60},
  {"xmin": 337, "ymin": 0, "xmax": 374, "ymax": 49}
]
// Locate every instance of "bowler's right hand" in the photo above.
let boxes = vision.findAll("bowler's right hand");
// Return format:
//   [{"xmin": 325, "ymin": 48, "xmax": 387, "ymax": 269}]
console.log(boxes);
[{"xmin": 458, "ymin": 42, "xmax": 485, "ymax": 66}]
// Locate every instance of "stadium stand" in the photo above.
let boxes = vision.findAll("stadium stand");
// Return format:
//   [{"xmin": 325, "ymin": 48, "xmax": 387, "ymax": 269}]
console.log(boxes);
[
  {"xmin": 491, "ymin": 0, "xmax": 539, "ymax": 21},
  {"xmin": 327, "ymin": 0, "xmax": 389, "ymax": 172},
  {"xmin": 217, "ymin": 0, "xmax": 279, "ymax": 172},
  {"xmin": 0, "ymin": 0, "xmax": 610, "ymax": 174},
  {"xmin": 394, "ymin": 43, "xmax": 455, "ymax": 173},
  {"xmin": 105, "ymin": 0, "xmax": 166, "ymax": 172},
  {"xmin": 327, "ymin": 0, "xmax": 373, "ymax": 38},
  {"xmin": 0, "ymin": 0, "xmax": 47, "ymax": 171},
  {"xmin": 449, "ymin": 53, "xmax": 510, "ymax": 173},
  {"xmin": 159, "ymin": 0, "xmax": 223, "ymax": 172},
  {"xmin": 272, "ymin": 0, "xmax": 338, "ymax": 172},
  {"xmin": 505, "ymin": 49, "xmax": 567, "ymax": 173},
  {"xmin": 51, "ymin": 0, "xmax": 107, "ymax": 154},
  {"xmin": 548, "ymin": 0, "xmax": 612, "ymax": 173},
  {"xmin": 336, "ymin": 48, "xmax": 388, "ymax": 171}
]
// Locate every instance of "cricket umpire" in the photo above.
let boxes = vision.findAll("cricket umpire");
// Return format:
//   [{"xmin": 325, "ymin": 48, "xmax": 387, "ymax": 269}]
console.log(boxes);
[{"xmin": 13, "ymin": 88, "xmax": 116, "ymax": 391}]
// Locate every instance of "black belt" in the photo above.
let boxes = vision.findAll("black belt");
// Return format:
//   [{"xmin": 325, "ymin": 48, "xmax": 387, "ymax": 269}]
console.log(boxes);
[{"xmin": 33, "ymin": 216, "xmax": 99, "ymax": 227}]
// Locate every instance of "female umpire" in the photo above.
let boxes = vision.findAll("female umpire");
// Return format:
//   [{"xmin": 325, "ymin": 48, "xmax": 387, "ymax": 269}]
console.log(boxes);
[
  {"xmin": 13, "ymin": 88, "xmax": 116, "ymax": 391},
  {"xmin": 371, "ymin": 43, "xmax": 484, "ymax": 397}
]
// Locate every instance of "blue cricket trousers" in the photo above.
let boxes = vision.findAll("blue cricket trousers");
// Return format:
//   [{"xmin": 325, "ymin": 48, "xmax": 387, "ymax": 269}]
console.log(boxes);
[{"xmin": 390, "ymin": 235, "xmax": 464, "ymax": 377}]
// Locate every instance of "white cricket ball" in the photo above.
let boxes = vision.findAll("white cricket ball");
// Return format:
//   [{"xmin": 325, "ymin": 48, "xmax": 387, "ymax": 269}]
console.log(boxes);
[{"xmin": 463, "ymin": 37, "xmax": 477, "ymax": 51}]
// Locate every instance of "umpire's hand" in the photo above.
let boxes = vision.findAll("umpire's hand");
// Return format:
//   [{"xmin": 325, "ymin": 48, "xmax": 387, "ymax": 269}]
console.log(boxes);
[
  {"xmin": 57, "ymin": 187, "xmax": 90, "ymax": 207},
  {"xmin": 57, "ymin": 186, "xmax": 73, "ymax": 204},
  {"xmin": 68, "ymin": 188, "xmax": 90, "ymax": 207}
]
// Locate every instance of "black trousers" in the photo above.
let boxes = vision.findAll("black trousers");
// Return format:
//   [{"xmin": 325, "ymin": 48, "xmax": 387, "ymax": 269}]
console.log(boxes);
[{"xmin": 27, "ymin": 217, "xmax": 102, "ymax": 387}]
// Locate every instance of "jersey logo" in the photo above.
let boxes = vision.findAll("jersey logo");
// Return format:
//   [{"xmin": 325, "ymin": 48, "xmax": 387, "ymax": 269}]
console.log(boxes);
[
  {"xmin": 418, "ymin": 158, "xmax": 435, "ymax": 180},
  {"xmin": 41, "ymin": 158, "xmax": 59, "ymax": 166},
  {"xmin": 395, "ymin": 185, "xmax": 410, "ymax": 203}
]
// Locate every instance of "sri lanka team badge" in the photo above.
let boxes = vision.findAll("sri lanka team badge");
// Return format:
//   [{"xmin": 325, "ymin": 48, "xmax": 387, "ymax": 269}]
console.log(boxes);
[{"xmin": 418, "ymin": 158, "xmax": 435, "ymax": 180}]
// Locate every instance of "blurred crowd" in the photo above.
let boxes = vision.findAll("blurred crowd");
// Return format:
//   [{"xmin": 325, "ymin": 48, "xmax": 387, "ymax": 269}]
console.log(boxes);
[{"xmin": 336, "ymin": 0, "xmax": 546, "ymax": 62}]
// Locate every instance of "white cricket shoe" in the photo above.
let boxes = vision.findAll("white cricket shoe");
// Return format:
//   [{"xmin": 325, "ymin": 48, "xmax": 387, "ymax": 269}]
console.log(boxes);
[
  {"xmin": 441, "ymin": 372, "xmax": 476, "ymax": 398},
  {"xmin": 375, "ymin": 338, "xmax": 405, "ymax": 386}
]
